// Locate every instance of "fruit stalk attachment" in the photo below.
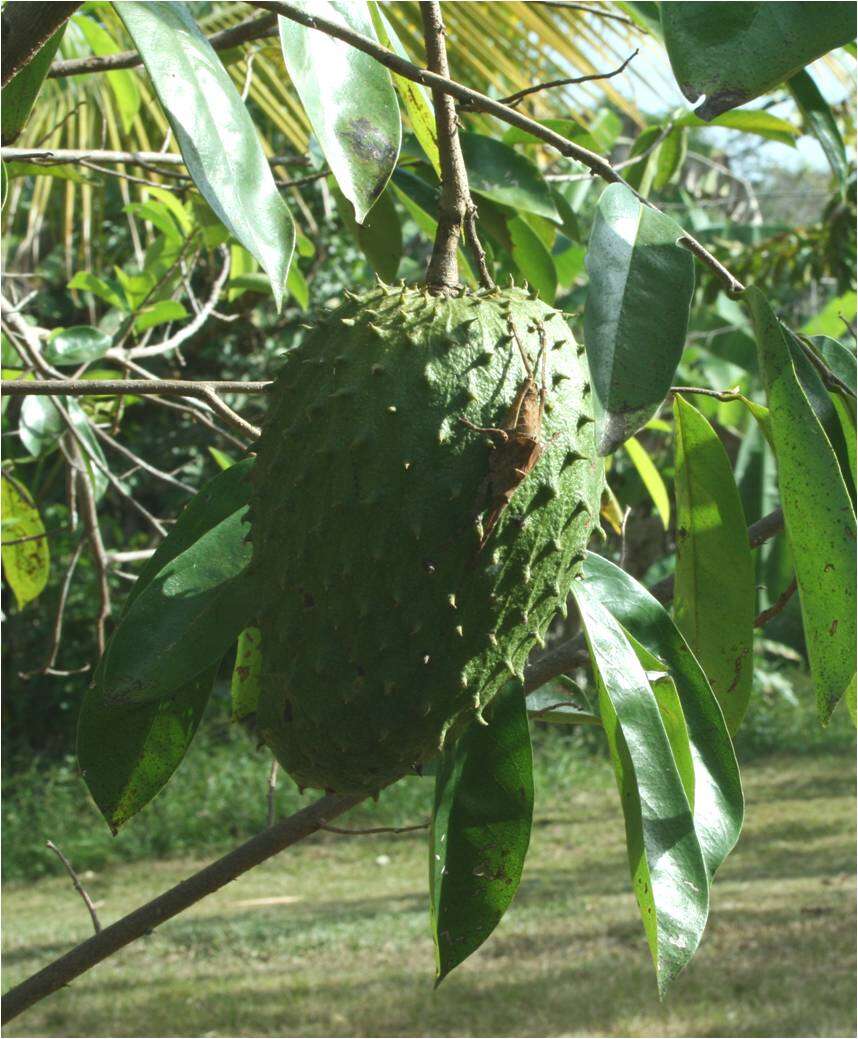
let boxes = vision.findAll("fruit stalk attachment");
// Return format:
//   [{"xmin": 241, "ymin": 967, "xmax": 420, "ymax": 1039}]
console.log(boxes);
[{"xmin": 420, "ymin": 1, "xmax": 493, "ymax": 294}]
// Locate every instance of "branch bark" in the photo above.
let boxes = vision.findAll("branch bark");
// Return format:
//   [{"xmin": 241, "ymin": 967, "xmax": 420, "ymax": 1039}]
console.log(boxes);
[
  {"xmin": 1, "ymin": 1, "xmax": 82, "ymax": 87},
  {"xmin": 419, "ymin": 2, "xmax": 492, "ymax": 293},
  {"xmin": 1, "ymin": 792, "xmax": 364, "ymax": 1024}
]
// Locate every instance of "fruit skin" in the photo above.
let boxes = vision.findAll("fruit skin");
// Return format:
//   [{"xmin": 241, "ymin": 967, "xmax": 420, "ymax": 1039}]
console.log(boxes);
[{"xmin": 249, "ymin": 284, "xmax": 604, "ymax": 794}]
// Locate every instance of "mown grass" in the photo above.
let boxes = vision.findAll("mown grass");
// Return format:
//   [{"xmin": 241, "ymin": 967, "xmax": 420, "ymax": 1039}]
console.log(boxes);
[{"xmin": 3, "ymin": 750, "xmax": 855, "ymax": 1038}]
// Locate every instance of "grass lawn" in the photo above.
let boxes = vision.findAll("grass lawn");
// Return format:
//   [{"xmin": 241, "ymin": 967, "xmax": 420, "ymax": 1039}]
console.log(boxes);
[{"xmin": 3, "ymin": 750, "xmax": 855, "ymax": 1038}]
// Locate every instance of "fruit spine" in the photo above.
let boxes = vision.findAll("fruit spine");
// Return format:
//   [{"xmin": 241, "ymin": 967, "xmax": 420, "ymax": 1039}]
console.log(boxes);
[{"xmin": 249, "ymin": 284, "xmax": 604, "ymax": 794}]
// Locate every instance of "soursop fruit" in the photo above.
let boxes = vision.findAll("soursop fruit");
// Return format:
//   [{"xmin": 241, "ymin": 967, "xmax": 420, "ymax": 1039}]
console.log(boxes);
[{"xmin": 249, "ymin": 283, "xmax": 604, "ymax": 794}]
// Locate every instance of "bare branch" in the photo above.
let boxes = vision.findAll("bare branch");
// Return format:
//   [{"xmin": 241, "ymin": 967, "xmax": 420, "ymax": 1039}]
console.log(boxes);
[
  {"xmin": 1, "ymin": 147, "xmax": 309, "ymax": 170},
  {"xmin": 492, "ymin": 49, "xmax": 639, "ymax": 109},
  {"xmin": 267, "ymin": 760, "xmax": 279, "ymax": 828},
  {"xmin": 754, "ymin": 577, "xmax": 798, "ymax": 629},
  {"xmin": 1, "ymin": 379, "xmax": 271, "ymax": 397},
  {"xmin": 19, "ymin": 538, "xmax": 86, "ymax": 679},
  {"xmin": 72, "ymin": 446, "xmax": 111, "ymax": 657},
  {"xmin": 47, "ymin": 12, "xmax": 278, "ymax": 78},
  {"xmin": 45, "ymin": 842, "xmax": 102, "ymax": 935},
  {"xmin": 318, "ymin": 821, "xmax": 429, "ymax": 836},
  {"xmin": 1, "ymin": 790, "xmax": 365, "ymax": 1024}
]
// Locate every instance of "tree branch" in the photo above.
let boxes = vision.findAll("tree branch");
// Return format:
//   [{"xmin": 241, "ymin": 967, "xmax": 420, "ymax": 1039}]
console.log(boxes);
[
  {"xmin": 492, "ymin": 49, "xmax": 638, "ymax": 109},
  {"xmin": 420, "ymin": 2, "xmax": 492, "ymax": 293},
  {"xmin": 253, "ymin": 1, "xmax": 745, "ymax": 296},
  {"xmin": 45, "ymin": 842, "xmax": 102, "ymax": 935},
  {"xmin": 1, "ymin": 1, "xmax": 82, "ymax": 88},
  {"xmin": 0, "ymin": 147, "xmax": 309, "ymax": 170},
  {"xmin": 1, "ymin": 791, "xmax": 365, "ymax": 1024},
  {"xmin": 47, "ymin": 12, "xmax": 278, "ymax": 78},
  {"xmin": 0, "ymin": 379, "xmax": 271, "ymax": 397}
]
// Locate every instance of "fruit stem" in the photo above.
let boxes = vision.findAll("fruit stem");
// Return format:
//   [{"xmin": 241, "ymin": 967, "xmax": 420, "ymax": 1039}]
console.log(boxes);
[{"xmin": 420, "ymin": 2, "xmax": 494, "ymax": 295}]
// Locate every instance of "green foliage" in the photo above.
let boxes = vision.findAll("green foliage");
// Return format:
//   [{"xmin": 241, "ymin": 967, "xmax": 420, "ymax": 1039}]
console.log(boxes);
[
  {"xmin": 673, "ymin": 395, "xmax": 755, "ymax": 733},
  {"xmin": 116, "ymin": 2, "xmax": 295, "ymax": 307},
  {"xmin": 278, "ymin": 1, "xmax": 401, "ymax": 224},
  {"xmin": 1, "ymin": 25, "xmax": 61, "ymax": 146},
  {"xmin": 583, "ymin": 183, "xmax": 695, "ymax": 454},
  {"xmin": 748, "ymin": 289, "xmax": 857, "ymax": 722},
  {"xmin": 0, "ymin": 472, "xmax": 50, "ymax": 610},
  {"xmin": 431, "ymin": 681, "xmax": 533, "ymax": 985},
  {"xmin": 572, "ymin": 579, "xmax": 709, "ymax": 994},
  {"xmin": 661, "ymin": 2, "xmax": 856, "ymax": 120}
]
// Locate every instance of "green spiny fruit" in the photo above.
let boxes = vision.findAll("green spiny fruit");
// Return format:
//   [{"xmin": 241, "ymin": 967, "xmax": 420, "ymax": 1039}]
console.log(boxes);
[{"xmin": 249, "ymin": 284, "xmax": 604, "ymax": 794}]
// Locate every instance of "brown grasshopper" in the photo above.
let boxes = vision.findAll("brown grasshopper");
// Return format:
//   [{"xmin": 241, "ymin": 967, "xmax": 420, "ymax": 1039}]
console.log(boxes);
[{"xmin": 461, "ymin": 320, "xmax": 555, "ymax": 552}]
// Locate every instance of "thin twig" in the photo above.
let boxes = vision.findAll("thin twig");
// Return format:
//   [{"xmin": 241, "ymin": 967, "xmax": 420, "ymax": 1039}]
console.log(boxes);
[
  {"xmin": 45, "ymin": 842, "xmax": 102, "ymax": 935},
  {"xmin": 1, "ymin": 379, "xmax": 271, "ymax": 397},
  {"xmin": 253, "ymin": 1, "xmax": 744, "ymax": 297},
  {"xmin": 541, "ymin": 2, "xmax": 640, "ymax": 29},
  {"xmin": 754, "ymin": 577, "xmax": 798, "ymax": 629},
  {"xmin": 1, "ymin": 791, "xmax": 366, "ymax": 1024},
  {"xmin": 494, "ymin": 49, "xmax": 638, "ymax": 108},
  {"xmin": 267, "ymin": 760, "xmax": 279, "ymax": 828},
  {"xmin": 73, "ymin": 448, "xmax": 111, "ymax": 657},
  {"xmin": 318, "ymin": 821, "xmax": 429, "ymax": 836},
  {"xmin": 91, "ymin": 425, "xmax": 196, "ymax": 495},
  {"xmin": 19, "ymin": 538, "xmax": 86, "ymax": 680}
]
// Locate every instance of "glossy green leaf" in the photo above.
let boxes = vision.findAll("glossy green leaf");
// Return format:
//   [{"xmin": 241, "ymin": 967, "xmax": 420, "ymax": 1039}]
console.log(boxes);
[
  {"xmin": 102, "ymin": 508, "xmax": 253, "ymax": 707},
  {"xmin": 369, "ymin": 2, "xmax": 440, "ymax": 177},
  {"xmin": 231, "ymin": 626, "xmax": 263, "ymax": 724},
  {"xmin": 747, "ymin": 288, "xmax": 857, "ymax": 722},
  {"xmin": 508, "ymin": 216, "xmax": 557, "ymax": 304},
  {"xmin": 4, "ymin": 162, "xmax": 91, "ymax": 184},
  {"xmin": 788, "ymin": 69, "xmax": 849, "ymax": 187},
  {"xmin": 785, "ymin": 331, "xmax": 854, "ymax": 500},
  {"xmin": 333, "ymin": 184, "xmax": 402, "ymax": 282},
  {"xmin": 68, "ymin": 270, "xmax": 127, "ymax": 311},
  {"xmin": 582, "ymin": 552, "xmax": 743, "ymax": 878},
  {"xmin": 67, "ymin": 399, "xmax": 109, "ymax": 502},
  {"xmin": 672, "ymin": 109, "xmax": 801, "ymax": 146},
  {"xmin": 287, "ymin": 263, "xmax": 310, "ymax": 310},
  {"xmin": 124, "ymin": 201, "xmax": 184, "ymax": 244},
  {"xmin": 1, "ymin": 473, "xmax": 49, "ymax": 609},
  {"xmin": 431, "ymin": 681, "xmax": 533, "ymax": 985},
  {"xmin": 75, "ymin": 13, "xmax": 141, "ymax": 135},
  {"xmin": 19, "ymin": 395, "xmax": 63, "ymax": 457},
  {"xmin": 278, "ymin": 1, "xmax": 401, "ymax": 223},
  {"xmin": 832, "ymin": 395, "xmax": 857, "ymax": 491},
  {"xmin": 673, "ymin": 395, "xmax": 755, "ymax": 734},
  {"xmin": 1, "ymin": 24, "xmax": 65, "ymax": 146},
  {"xmin": 208, "ymin": 446, "xmax": 236, "ymax": 471},
  {"xmin": 78, "ymin": 661, "xmax": 217, "ymax": 833},
  {"xmin": 571, "ymin": 580, "xmax": 709, "ymax": 994},
  {"xmin": 624, "ymin": 436, "xmax": 670, "ymax": 529},
  {"xmin": 134, "ymin": 299, "xmax": 189, "ymax": 334},
  {"xmin": 584, "ymin": 183, "xmax": 695, "ymax": 455},
  {"xmin": 117, "ymin": 2, "xmax": 295, "ymax": 308},
  {"xmin": 460, "ymin": 133, "xmax": 560, "ymax": 223},
  {"xmin": 651, "ymin": 675, "xmax": 695, "ymax": 804},
  {"xmin": 43, "ymin": 326, "xmax": 112, "ymax": 366},
  {"xmin": 661, "ymin": 2, "xmax": 856, "ymax": 121},
  {"xmin": 653, "ymin": 128, "xmax": 687, "ymax": 190},
  {"xmin": 810, "ymin": 335, "xmax": 857, "ymax": 397}
]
